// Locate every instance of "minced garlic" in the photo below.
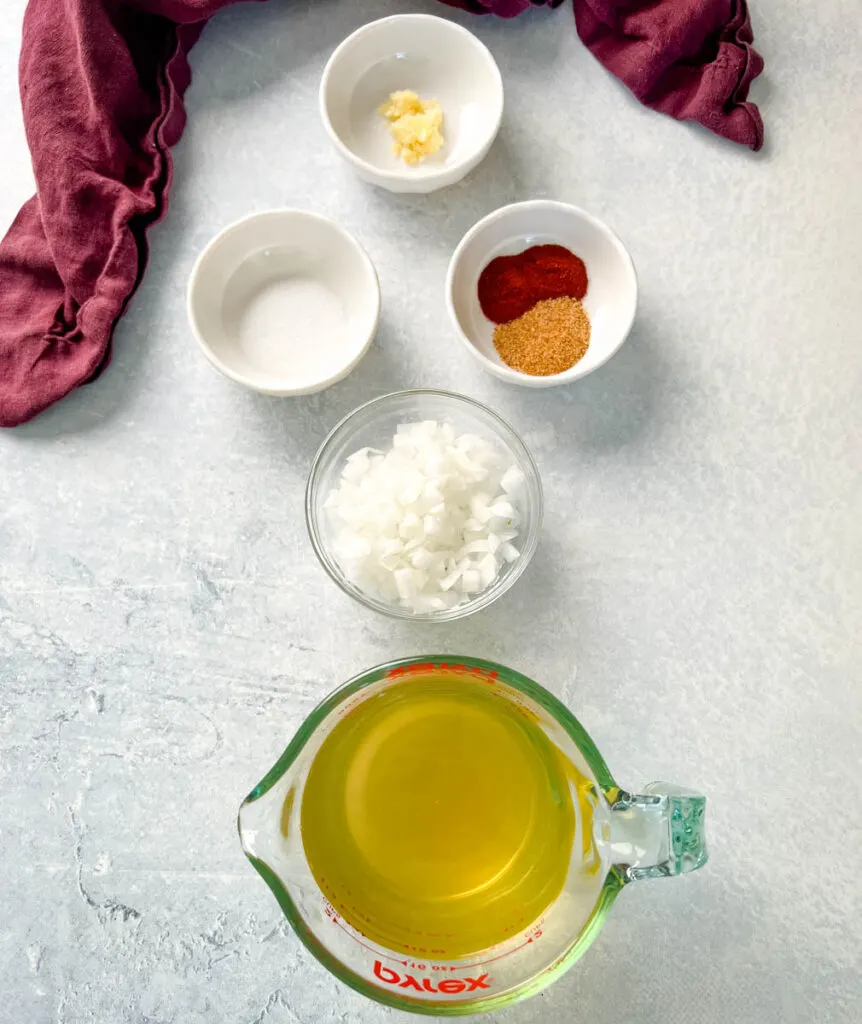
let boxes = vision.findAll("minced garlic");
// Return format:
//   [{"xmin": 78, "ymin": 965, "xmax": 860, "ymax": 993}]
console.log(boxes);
[{"xmin": 378, "ymin": 90, "xmax": 444, "ymax": 166}]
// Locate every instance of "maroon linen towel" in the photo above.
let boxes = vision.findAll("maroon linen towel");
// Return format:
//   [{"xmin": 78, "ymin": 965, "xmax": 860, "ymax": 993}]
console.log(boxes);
[
  {"xmin": 446, "ymin": 0, "xmax": 763, "ymax": 148},
  {"xmin": 0, "ymin": 0, "xmax": 764, "ymax": 427},
  {"xmin": 572, "ymin": 0, "xmax": 764, "ymax": 150},
  {"xmin": 0, "ymin": 1, "xmax": 234, "ymax": 428}
]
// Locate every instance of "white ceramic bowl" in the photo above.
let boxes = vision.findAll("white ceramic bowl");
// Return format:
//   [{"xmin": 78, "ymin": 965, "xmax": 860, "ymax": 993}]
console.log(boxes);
[
  {"xmin": 187, "ymin": 210, "xmax": 380, "ymax": 395},
  {"xmin": 446, "ymin": 200, "xmax": 638, "ymax": 387},
  {"xmin": 319, "ymin": 14, "xmax": 503, "ymax": 194}
]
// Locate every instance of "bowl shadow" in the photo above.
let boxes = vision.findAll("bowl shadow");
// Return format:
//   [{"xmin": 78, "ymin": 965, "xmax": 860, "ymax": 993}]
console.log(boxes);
[
  {"xmin": 219, "ymin": 311, "xmax": 410, "ymax": 463},
  {"xmin": 493, "ymin": 316, "xmax": 672, "ymax": 455}
]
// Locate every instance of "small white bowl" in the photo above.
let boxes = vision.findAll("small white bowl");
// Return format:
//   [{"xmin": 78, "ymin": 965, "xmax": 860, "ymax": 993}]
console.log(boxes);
[
  {"xmin": 446, "ymin": 200, "xmax": 638, "ymax": 387},
  {"xmin": 319, "ymin": 14, "xmax": 503, "ymax": 194},
  {"xmin": 187, "ymin": 210, "xmax": 380, "ymax": 395}
]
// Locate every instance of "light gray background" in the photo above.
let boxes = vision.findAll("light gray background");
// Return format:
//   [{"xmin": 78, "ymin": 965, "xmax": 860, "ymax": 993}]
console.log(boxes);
[{"xmin": 1, "ymin": 1, "xmax": 860, "ymax": 1022}]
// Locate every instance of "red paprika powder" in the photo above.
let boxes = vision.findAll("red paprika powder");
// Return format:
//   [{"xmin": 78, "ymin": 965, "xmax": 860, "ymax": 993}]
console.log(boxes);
[{"xmin": 477, "ymin": 244, "xmax": 588, "ymax": 324}]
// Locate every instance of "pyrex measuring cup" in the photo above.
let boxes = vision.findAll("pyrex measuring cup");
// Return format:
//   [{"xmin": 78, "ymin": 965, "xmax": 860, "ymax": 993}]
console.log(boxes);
[{"xmin": 238, "ymin": 657, "xmax": 708, "ymax": 1015}]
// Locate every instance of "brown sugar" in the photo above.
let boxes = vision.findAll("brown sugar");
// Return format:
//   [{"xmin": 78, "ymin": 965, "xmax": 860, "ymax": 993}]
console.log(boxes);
[{"xmin": 493, "ymin": 297, "xmax": 591, "ymax": 376}]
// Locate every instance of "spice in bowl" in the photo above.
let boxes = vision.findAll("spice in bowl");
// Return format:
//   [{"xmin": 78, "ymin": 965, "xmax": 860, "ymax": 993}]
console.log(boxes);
[
  {"xmin": 378, "ymin": 90, "xmax": 445, "ymax": 165},
  {"xmin": 478, "ymin": 244, "xmax": 591, "ymax": 375},
  {"xmin": 493, "ymin": 297, "xmax": 590, "ymax": 376},
  {"xmin": 478, "ymin": 244, "xmax": 588, "ymax": 324},
  {"xmin": 323, "ymin": 421, "xmax": 524, "ymax": 614}
]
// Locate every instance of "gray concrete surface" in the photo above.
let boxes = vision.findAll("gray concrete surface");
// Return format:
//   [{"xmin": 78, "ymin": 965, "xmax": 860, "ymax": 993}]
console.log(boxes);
[{"xmin": 1, "ymin": 1, "xmax": 860, "ymax": 1022}]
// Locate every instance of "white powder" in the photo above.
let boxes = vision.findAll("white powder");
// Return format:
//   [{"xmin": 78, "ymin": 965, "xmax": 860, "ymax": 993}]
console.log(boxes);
[{"xmin": 237, "ymin": 277, "xmax": 350, "ymax": 383}]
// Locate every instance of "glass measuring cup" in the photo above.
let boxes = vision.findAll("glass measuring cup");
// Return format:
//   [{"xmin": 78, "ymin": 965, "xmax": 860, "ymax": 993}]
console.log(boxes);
[{"xmin": 238, "ymin": 657, "xmax": 708, "ymax": 1015}]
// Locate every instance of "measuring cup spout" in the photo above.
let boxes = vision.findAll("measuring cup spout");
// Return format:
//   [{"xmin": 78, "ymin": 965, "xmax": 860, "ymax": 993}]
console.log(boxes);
[
  {"xmin": 237, "ymin": 758, "xmax": 304, "ymax": 887},
  {"xmin": 606, "ymin": 783, "xmax": 707, "ymax": 883}
]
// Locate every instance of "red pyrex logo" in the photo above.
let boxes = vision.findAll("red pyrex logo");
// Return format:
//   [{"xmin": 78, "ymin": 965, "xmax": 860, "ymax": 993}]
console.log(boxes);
[{"xmin": 373, "ymin": 960, "xmax": 491, "ymax": 995}]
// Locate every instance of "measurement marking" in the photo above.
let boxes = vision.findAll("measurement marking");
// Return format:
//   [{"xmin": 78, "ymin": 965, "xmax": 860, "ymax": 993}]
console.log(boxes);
[
  {"xmin": 461, "ymin": 936, "xmax": 534, "ymax": 969},
  {"xmin": 331, "ymin": 917, "xmax": 408, "ymax": 966},
  {"xmin": 330, "ymin": 911, "xmax": 539, "ymax": 972}
]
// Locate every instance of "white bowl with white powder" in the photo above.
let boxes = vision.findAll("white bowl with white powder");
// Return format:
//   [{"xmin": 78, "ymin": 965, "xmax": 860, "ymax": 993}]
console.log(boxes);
[
  {"xmin": 187, "ymin": 210, "xmax": 380, "ymax": 394},
  {"xmin": 306, "ymin": 390, "xmax": 543, "ymax": 621}
]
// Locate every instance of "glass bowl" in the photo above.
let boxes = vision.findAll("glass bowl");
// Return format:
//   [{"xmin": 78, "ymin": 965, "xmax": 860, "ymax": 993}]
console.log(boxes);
[{"xmin": 305, "ymin": 390, "xmax": 543, "ymax": 621}]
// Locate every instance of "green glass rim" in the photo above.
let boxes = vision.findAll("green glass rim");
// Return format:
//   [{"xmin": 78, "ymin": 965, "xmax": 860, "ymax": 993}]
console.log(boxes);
[{"xmin": 237, "ymin": 655, "xmax": 623, "ymax": 1015}]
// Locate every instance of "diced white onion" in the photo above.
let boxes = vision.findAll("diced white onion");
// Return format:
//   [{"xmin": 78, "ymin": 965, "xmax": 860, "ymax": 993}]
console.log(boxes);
[
  {"xmin": 323, "ymin": 421, "xmax": 524, "ymax": 613},
  {"xmin": 501, "ymin": 465, "xmax": 525, "ymax": 495},
  {"xmin": 499, "ymin": 542, "xmax": 520, "ymax": 563}
]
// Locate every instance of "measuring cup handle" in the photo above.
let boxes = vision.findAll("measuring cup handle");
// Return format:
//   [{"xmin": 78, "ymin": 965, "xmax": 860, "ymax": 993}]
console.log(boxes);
[{"xmin": 607, "ymin": 783, "xmax": 708, "ymax": 883}]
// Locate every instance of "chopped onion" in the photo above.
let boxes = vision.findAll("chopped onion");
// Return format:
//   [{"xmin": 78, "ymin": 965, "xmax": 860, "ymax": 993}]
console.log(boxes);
[{"xmin": 324, "ymin": 421, "xmax": 525, "ymax": 613}]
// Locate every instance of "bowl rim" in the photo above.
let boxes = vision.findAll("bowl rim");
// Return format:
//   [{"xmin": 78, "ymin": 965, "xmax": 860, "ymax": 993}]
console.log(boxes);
[
  {"xmin": 445, "ymin": 199, "xmax": 639, "ymax": 388},
  {"xmin": 186, "ymin": 208, "xmax": 381, "ymax": 396},
  {"xmin": 318, "ymin": 13, "xmax": 504, "ymax": 188},
  {"xmin": 305, "ymin": 388, "xmax": 544, "ymax": 621}
]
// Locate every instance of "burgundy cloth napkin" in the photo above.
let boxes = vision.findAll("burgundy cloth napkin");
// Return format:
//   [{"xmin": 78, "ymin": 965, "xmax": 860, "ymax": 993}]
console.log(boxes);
[
  {"xmin": 0, "ymin": 0, "xmax": 764, "ymax": 427},
  {"xmin": 447, "ymin": 0, "xmax": 763, "ymax": 148},
  {"xmin": 572, "ymin": 0, "xmax": 764, "ymax": 150}
]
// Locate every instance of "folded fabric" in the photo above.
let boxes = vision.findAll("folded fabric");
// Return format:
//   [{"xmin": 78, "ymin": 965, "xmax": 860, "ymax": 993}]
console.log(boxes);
[
  {"xmin": 0, "ymin": 0, "xmax": 764, "ymax": 427},
  {"xmin": 442, "ymin": 0, "xmax": 563, "ymax": 16},
  {"xmin": 447, "ymin": 0, "xmax": 763, "ymax": 148},
  {"xmin": 572, "ymin": 0, "xmax": 764, "ymax": 150}
]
